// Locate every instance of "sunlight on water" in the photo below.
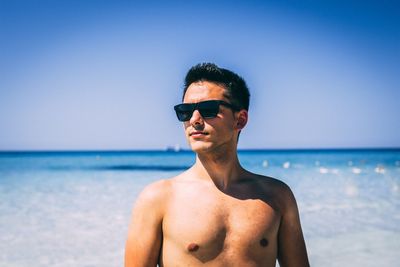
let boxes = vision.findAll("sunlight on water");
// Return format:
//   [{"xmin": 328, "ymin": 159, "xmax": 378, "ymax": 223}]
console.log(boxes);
[{"xmin": 0, "ymin": 150, "xmax": 399, "ymax": 266}]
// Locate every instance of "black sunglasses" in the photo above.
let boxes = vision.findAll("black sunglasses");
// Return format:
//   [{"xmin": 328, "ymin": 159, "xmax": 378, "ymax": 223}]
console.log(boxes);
[{"xmin": 174, "ymin": 100, "xmax": 240, "ymax": 122}]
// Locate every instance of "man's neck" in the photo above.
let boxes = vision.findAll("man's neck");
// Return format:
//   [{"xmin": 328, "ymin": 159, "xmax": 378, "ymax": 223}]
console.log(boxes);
[{"xmin": 193, "ymin": 147, "xmax": 245, "ymax": 191}]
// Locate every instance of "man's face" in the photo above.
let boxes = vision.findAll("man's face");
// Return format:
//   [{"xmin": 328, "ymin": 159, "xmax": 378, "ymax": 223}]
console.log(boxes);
[{"xmin": 182, "ymin": 81, "xmax": 240, "ymax": 153}]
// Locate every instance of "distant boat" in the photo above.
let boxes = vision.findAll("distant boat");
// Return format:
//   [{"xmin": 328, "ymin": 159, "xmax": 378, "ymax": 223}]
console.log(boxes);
[{"xmin": 166, "ymin": 144, "xmax": 181, "ymax": 152}]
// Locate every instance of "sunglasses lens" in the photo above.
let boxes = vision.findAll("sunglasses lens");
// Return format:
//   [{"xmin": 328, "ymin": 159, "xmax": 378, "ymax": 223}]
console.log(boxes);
[
  {"xmin": 174, "ymin": 104, "xmax": 194, "ymax": 121},
  {"xmin": 177, "ymin": 111, "xmax": 192, "ymax": 121},
  {"xmin": 198, "ymin": 101, "xmax": 219, "ymax": 118}
]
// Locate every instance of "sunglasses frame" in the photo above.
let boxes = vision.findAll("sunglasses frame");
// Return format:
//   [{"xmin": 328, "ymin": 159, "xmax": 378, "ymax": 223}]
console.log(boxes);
[{"xmin": 174, "ymin": 100, "xmax": 240, "ymax": 122}]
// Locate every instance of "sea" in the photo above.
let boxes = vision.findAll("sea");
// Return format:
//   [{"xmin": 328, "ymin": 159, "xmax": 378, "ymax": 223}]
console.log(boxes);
[{"xmin": 0, "ymin": 149, "xmax": 399, "ymax": 267}]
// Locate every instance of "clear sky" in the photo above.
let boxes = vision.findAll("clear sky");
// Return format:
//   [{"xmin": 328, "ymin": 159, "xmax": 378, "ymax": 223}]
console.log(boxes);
[{"xmin": 1, "ymin": 0, "xmax": 399, "ymax": 150}]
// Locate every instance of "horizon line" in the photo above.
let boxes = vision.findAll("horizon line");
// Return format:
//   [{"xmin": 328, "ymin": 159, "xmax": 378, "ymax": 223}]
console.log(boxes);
[{"xmin": 0, "ymin": 147, "xmax": 399, "ymax": 153}]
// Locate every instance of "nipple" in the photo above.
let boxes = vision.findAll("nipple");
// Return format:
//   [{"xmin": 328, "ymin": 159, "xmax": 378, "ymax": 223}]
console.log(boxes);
[
  {"xmin": 187, "ymin": 243, "xmax": 200, "ymax": 252},
  {"xmin": 260, "ymin": 238, "xmax": 269, "ymax": 247}
]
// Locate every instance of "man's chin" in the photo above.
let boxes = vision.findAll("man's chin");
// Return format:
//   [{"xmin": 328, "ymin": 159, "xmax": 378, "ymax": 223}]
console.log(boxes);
[{"xmin": 189, "ymin": 142, "xmax": 213, "ymax": 153}]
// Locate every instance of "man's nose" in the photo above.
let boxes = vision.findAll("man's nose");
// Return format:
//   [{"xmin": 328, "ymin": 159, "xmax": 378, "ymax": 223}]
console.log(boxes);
[{"xmin": 189, "ymin": 109, "xmax": 204, "ymax": 126}]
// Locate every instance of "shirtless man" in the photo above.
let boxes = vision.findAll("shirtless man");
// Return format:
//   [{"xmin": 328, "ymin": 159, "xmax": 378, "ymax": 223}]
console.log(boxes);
[{"xmin": 125, "ymin": 63, "xmax": 309, "ymax": 267}]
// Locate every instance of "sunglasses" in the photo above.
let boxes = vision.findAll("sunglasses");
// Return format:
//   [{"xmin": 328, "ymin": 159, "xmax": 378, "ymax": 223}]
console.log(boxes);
[{"xmin": 174, "ymin": 100, "xmax": 240, "ymax": 122}]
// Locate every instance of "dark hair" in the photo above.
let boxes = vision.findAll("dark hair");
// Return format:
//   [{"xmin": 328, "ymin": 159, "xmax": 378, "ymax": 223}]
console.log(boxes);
[{"xmin": 183, "ymin": 63, "xmax": 250, "ymax": 111}]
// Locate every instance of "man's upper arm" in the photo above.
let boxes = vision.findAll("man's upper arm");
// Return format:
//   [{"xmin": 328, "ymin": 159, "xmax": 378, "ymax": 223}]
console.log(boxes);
[
  {"xmin": 277, "ymin": 183, "xmax": 310, "ymax": 267},
  {"xmin": 125, "ymin": 180, "xmax": 169, "ymax": 267}
]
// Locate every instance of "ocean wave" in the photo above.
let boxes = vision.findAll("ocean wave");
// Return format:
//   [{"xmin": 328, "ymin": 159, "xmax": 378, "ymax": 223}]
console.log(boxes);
[{"xmin": 48, "ymin": 164, "xmax": 190, "ymax": 172}]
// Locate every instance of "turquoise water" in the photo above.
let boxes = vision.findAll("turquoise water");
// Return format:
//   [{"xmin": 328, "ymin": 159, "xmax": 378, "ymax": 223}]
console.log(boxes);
[{"xmin": 0, "ymin": 149, "xmax": 399, "ymax": 266}]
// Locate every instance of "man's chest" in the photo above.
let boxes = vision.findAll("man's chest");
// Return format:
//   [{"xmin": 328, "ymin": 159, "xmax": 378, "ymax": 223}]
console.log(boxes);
[{"xmin": 162, "ymin": 188, "xmax": 281, "ymax": 261}]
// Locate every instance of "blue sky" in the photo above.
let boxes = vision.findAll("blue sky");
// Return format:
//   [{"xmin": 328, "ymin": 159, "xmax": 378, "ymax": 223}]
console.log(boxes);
[{"xmin": 1, "ymin": 0, "xmax": 399, "ymax": 150}]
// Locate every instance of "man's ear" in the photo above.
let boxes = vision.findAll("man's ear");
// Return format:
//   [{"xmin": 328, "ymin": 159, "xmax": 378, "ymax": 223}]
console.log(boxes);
[{"xmin": 235, "ymin": 110, "xmax": 248, "ymax": 130}]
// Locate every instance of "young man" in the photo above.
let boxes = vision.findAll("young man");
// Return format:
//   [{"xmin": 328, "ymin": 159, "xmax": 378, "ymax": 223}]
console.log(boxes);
[{"xmin": 125, "ymin": 63, "xmax": 309, "ymax": 267}]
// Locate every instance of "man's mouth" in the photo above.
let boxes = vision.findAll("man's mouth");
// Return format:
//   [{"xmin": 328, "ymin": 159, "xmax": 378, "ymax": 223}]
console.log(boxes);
[{"xmin": 190, "ymin": 131, "xmax": 209, "ymax": 137}]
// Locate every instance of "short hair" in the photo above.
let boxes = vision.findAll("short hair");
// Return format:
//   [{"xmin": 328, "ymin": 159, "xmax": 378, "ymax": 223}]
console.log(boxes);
[{"xmin": 183, "ymin": 63, "xmax": 250, "ymax": 111}]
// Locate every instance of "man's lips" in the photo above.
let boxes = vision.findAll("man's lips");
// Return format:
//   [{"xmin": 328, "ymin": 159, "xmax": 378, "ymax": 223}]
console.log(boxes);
[{"xmin": 189, "ymin": 131, "xmax": 209, "ymax": 137}]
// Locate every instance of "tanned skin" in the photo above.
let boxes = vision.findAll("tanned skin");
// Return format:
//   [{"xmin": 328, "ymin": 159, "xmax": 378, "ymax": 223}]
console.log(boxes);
[{"xmin": 125, "ymin": 81, "xmax": 309, "ymax": 267}]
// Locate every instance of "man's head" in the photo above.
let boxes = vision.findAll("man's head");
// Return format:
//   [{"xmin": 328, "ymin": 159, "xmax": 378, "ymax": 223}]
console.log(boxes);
[
  {"xmin": 182, "ymin": 63, "xmax": 250, "ymax": 111},
  {"xmin": 176, "ymin": 63, "xmax": 250, "ymax": 153}
]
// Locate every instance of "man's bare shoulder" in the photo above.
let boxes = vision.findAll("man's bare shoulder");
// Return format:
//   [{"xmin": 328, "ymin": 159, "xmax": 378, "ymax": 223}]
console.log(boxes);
[
  {"xmin": 253, "ymin": 173, "xmax": 289, "ymax": 188},
  {"xmin": 134, "ymin": 179, "xmax": 173, "ymax": 209},
  {"xmin": 244, "ymin": 173, "xmax": 297, "ymax": 212},
  {"xmin": 245, "ymin": 173, "xmax": 291, "ymax": 193},
  {"xmin": 135, "ymin": 172, "xmax": 188, "ymax": 204}
]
